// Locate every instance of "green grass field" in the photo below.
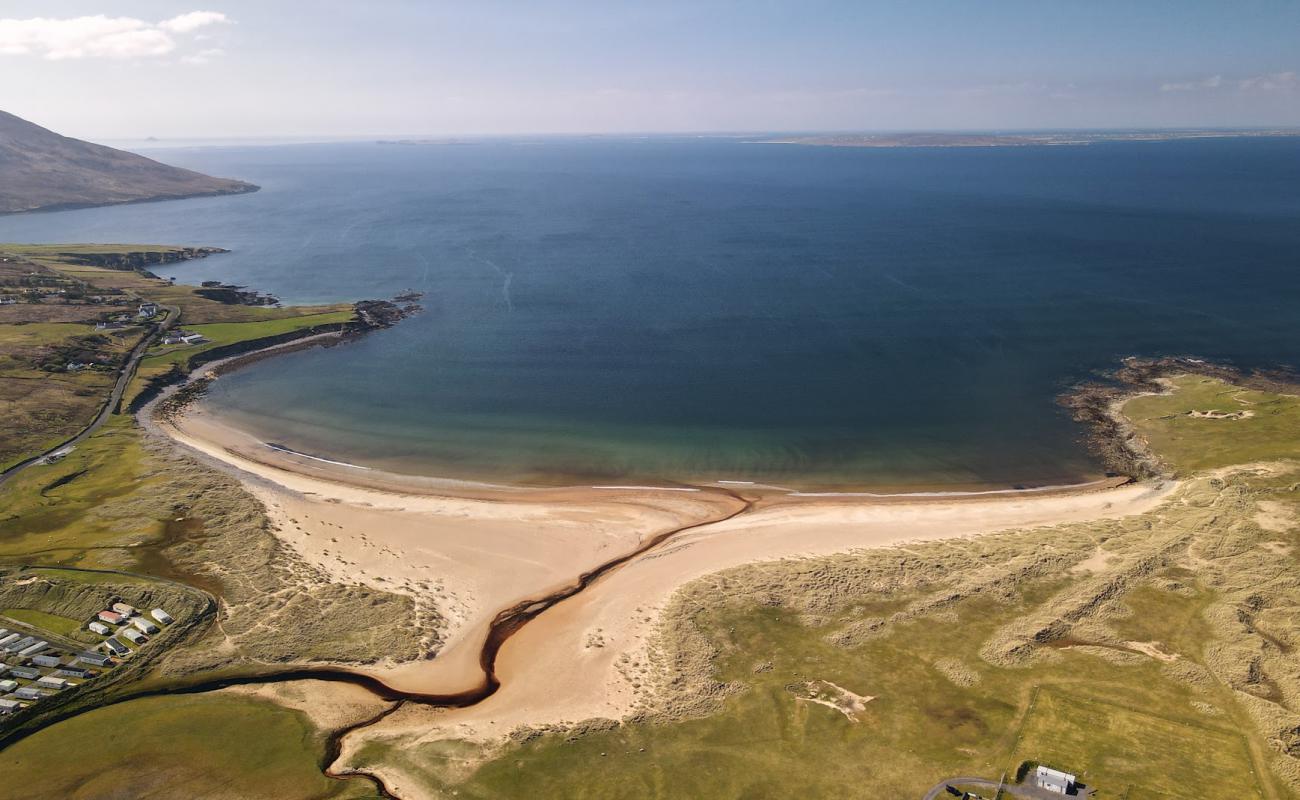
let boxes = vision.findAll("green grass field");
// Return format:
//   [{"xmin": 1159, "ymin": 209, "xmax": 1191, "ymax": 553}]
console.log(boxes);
[
  {"xmin": 0, "ymin": 416, "xmax": 164, "ymax": 569},
  {"xmin": 139, "ymin": 310, "xmax": 355, "ymax": 370},
  {"xmin": 1, "ymin": 608, "xmax": 85, "ymax": 639},
  {"xmin": 0, "ymin": 693, "xmax": 377, "ymax": 800},
  {"xmin": 1010, "ymin": 687, "xmax": 1263, "ymax": 798},
  {"xmin": 1124, "ymin": 375, "xmax": 1300, "ymax": 474}
]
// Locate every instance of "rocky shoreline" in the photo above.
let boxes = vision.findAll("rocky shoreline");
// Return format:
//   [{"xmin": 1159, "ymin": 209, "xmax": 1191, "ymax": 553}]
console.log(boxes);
[
  {"xmin": 56, "ymin": 246, "xmax": 229, "ymax": 272},
  {"xmin": 1058, "ymin": 356, "xmax": 1299, "ymax": 479},
  {"xmin": 133, "ymin": 295, "xmax": 423, "ymax": 416}
]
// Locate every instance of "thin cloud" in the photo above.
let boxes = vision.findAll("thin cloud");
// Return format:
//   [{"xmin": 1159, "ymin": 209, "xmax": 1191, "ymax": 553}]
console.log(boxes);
[
  {"xmin": 182, "ymin": 47, "xmax": 226, "ymax": 65},
  {"xmin": 1161, "ymin": 72, "xmax": 1296, "ymax": 93},
  {"xmin": 0, "ymin": 12, "xmax": 229, "ymax": 61},
  {"xmin": 159, "ymin": 11, "xmax": 229, "ymax": 34},
  {"xmin": 1160, "ymin": 75, "xmax": 1223, "ymax": 92},
  {"xmin": 1238, "ymin": 71, "xmax": 1297, "ymax": 92}
]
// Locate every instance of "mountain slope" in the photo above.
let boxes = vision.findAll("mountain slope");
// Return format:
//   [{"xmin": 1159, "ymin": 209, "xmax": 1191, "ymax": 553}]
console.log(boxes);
[{"xmin": 0, "ymin": 111, "xmax": 257, "ymax": 214}]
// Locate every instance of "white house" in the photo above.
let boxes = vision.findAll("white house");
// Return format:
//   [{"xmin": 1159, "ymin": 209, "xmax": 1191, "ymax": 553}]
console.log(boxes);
[
  {"xmin": 151, "ymin": 608, "xmax": 174, "ymax": 625},
  {"xmin": 88, "ymin": 621, "xmax": 111, "ymax": 635},
  {"xmin": 121, "ymin": 628, "xmax": 146, "ymax": 645},
  {"xmin": 111, "ymin": 602, "xmax": 137, "ymax": 617},
  {"xmin": 131, "ymin": 618, "xmax": 160, "ymax": 635},
  {"xmin": 1035, "ymin": 765, "xmax": 1075, "ymax": 795}
]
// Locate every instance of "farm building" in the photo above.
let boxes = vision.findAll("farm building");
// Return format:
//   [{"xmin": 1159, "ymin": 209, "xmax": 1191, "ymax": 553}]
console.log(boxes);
[
  {"xmin": 1035, "ymin": 766, "xmax": 1076, "ymax": 795},
  {"xmin": 35, "ymin": 676, "xmax": 67, "ymax": 691},
  {"xmin": 121, "ymin": 628, "xmax": 146, "ymax": 645},
  {"xmin": 97, "ymin": 610, "xmax": 125, "ymax": 625},
  {"xmin": 75, "ymin": 652, "xmax": 111, "ymax": 667},
  {"xmin": 31, "ymin": 655, "xmax": 61, "ymax": 668},
  {"xmin": 103, "ymin": 638, "xmax": 129, "ymax": 656},
  {"xmin": 151, "ymin": 609, "xmax": 174, "ymax": 625},
  {"xmin": 0, "ymin": 680, "xmax": 15, "ymax": 693},
  {"xmin": 131, "ymin": 618, "xmax": 160, "ymax": 635},
  {"xmin": 162, "ymin": 330, "xmax": 207, "ymax": 345},
  {"xmin": 88, "ymin": 621, "xmax": 111, "ymax": 635},
  {"xmin": 111, "ymin": 602, "xmax": 137, "ymax": 617}
]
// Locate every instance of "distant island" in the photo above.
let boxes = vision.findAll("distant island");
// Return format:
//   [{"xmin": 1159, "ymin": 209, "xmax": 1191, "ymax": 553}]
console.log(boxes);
[
  {"xmin": 758, "ymin": 129, "xmax": 1300, "ymax": 148},
  {"xmin": 0, "ymin": 110, "xmax": 258, "ymax": 215}
]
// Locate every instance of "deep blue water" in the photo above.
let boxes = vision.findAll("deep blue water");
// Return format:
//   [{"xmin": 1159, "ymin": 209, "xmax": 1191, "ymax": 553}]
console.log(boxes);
[{"xmin": 2, "ymin": 136, "xmax": 1297, "ymax": 486}]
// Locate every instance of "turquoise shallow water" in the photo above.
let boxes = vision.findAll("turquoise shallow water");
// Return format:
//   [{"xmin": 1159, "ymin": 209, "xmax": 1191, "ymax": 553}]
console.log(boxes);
[{"xmin": 2, "ymin": 136, "xmax": 1298, "ymax": 487}]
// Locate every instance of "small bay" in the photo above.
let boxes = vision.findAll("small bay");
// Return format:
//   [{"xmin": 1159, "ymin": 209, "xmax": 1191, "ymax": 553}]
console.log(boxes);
[{"xmin": 2, "ymin": 135, "xmax": 1297, "ymax": 487}]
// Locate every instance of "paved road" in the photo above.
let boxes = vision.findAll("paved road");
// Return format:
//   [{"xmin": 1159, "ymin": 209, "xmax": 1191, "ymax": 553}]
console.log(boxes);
[
  {"xmin": 0, "ymin": 307, "xmax": 175, "ymax": 488},
  {"xmin": 922, "ymin": 777, "xmax": 1002, "ymax": 800},
  {"xmin": 922, "ymin": 776, "xmax": 1093, "ymax": 800}
]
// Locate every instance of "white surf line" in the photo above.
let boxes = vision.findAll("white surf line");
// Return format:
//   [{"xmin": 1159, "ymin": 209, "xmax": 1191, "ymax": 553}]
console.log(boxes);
[
  {"xmin": 264, "ymin": 443, "xmax": 374, "ymax": 470},
  {"xmin": 501, "ymin": 272, "xmax": 514, "ymax": 312},
  {"xmin": 787, "ymin": 477, "xmax": 1115, "ymax": 498},
  {"xmin": 716, "ymin": 479, "xmax": 797, "ymax": 491},
  {"xmin": 591, "ymin": 485, "xmax": 702, "ymax": 492}
]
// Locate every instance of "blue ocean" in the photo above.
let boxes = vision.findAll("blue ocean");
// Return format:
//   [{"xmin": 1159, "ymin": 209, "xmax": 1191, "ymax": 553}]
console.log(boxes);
[{"xmin": 2, "ymin": 136, "xmax": 1297, "ymax": 486}]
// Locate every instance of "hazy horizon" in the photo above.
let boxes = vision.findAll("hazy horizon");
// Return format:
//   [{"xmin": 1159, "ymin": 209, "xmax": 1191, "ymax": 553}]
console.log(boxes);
[{"xmin": 2, "ymin": 1, "xmax": 1298, "ymax": 141}]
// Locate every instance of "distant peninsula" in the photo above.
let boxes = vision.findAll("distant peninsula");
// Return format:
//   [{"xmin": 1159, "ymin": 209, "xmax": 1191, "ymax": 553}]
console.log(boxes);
[
  {"xmin": 0, "ymin": 110, "xmax": 258, "ymax": 215},
  {"xmin": 758, "ymin": 129, "xmax": 1300, "ymax": 148}
]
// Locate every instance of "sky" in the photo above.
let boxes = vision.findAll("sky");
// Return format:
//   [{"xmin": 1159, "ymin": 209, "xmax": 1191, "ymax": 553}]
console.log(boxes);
[{"xmin": 1, "ymin": 1, "xmax": 1298, "ymax": 140}]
